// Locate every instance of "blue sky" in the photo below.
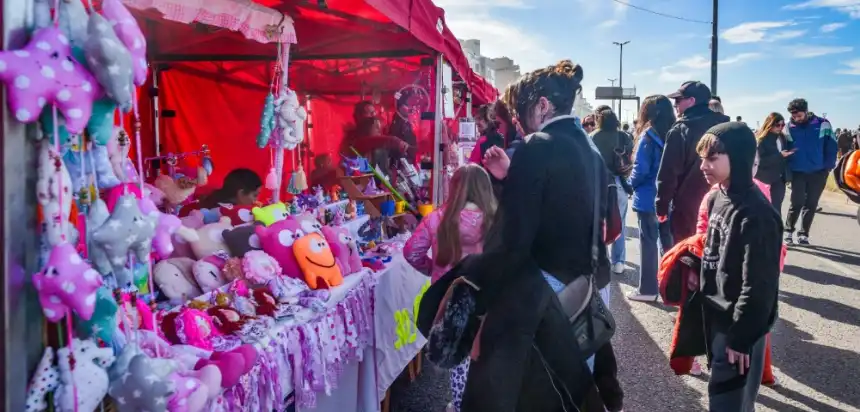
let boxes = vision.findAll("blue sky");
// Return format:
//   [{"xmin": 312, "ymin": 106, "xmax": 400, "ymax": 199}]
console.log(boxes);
[{"xmin": 437, "ymin": 0, "xmax": 860, "ymax": 129}]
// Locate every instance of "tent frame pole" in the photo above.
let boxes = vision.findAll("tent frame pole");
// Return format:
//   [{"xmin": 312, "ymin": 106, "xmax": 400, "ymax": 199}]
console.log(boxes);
[
  {"xmin": 152, "ymin": 67, "xmax": 162, "ymax": 157},
  {"xmin": 432, "ymin": 53, "xmax": 444, "ymax": 206},
  {"xmin": 465, "ymin": 90, "xmax": 472, "ymax": 119}
]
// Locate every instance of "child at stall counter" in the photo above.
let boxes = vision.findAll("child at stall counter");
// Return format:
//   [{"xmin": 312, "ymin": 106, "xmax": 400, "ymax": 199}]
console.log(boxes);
[
  {"xmin": 182, "ymin": 168, "xmax": 263, "ymax": 216},
  {"xmin": 402, "ymin": 164, "xmax": 496, "ymax": 412}
]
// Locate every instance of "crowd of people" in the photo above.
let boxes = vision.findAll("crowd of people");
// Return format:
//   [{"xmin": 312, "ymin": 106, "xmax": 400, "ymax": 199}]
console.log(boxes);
[{"xmin": 398, "ymin": 58, "xmax": 842, "ymax": 412}]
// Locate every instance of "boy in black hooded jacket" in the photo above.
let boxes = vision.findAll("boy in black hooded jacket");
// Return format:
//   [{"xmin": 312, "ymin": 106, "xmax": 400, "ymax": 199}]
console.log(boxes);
[{"xmin": 695, "ymin": 122, "xmax": 782, "ymax": 412}]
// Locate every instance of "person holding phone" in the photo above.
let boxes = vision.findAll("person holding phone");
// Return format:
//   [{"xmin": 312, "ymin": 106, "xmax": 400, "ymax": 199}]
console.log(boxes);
[{"xmin": 755, "ymin": 112, "xmax": 794, "ymax": 218}]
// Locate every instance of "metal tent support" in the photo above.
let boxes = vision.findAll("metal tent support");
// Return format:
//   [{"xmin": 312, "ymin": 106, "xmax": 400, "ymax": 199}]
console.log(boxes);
[{"xmin": 432, "ymin": 54, "xmax": 444, "ymax": 206}]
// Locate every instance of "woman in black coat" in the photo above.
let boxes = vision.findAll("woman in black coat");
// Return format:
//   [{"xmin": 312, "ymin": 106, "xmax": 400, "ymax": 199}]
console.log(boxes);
[{"xmin": 755, "ymin": 112, "xmax": 794, "ymax": 217}]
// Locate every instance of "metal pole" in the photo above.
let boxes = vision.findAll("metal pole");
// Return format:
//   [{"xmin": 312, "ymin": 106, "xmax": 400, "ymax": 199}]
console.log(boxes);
[
  {"xmin": 710, "ymin": 0, "xmax": 718, "ymax": 94},
  {"xmin": 465, "ymin": 90, "xmax": 473, "ymax": 119},
  {"xmin": 432, "ymin": 54, "xmax": 444, "ymax": 206},
  {"xmin": 607, "ymin": 78, "xmax": 617, "ymax": 114},
  {"xmin": 152, "ymin": 67, "xmax": 161, "ymax": 157},
  {"xmin": 613, "ymin": 41, "xmax": 630, "ymax": 115}
]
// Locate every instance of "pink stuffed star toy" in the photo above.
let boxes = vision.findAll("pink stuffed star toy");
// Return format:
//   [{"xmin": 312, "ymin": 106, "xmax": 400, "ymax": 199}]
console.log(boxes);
[
  {"xmin": 0, "ymin": 27, "xmax": 102, "ymax": 133},
  {"xmin": 32, "ymin": 242, "xmax": 103, "ymax": 322}
]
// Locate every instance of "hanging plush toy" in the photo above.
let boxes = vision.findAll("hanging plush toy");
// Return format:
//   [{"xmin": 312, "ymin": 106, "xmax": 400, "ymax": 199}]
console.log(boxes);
[
  {"xmin": 37, "ymin": 142, "xmax": 76, "ymax": 246},
  {"xmin": 55, "ymin": 338, "xmax": 115, "ymax": 412},
  {"xmin": 24, "ymin": 347, "xmax": 59, "ymax": 412},
  {"xmin": 0, "ymin": 27, "xmax": 102, "ymax": 134},
  {"xmin": 40, "ymin": 98, "xmax": 117, "ymax": 146},
  {"xmin": 256, "ymin": 93, "xmax": 276, "ymax": 148},
  {"xmin": 108, "ymin": 353, "xmax": 173, "ymax": 412},
  {"xmin": 89, "ymin": 194, "xmax": 156, "ymax": 287},
  {"xmin": 76, "ymin": 287, "xmax": 119, "ymax": 344},
  {"xmin": 101, "ymin": 0, "xmax": 148, "ymax": 86},
  {"xmin": 32, "ymin": 242, "xmax": 102, "ymax": 322},
  {"xmin": 83, "ymin": 13, "xmax": 134, "ymax": 111},
  {"xmin": 274, "ymin": 88, "xmax": 308, "ymax": 150}
]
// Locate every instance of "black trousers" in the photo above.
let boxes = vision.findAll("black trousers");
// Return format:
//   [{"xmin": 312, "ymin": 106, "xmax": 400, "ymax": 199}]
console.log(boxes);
[
  {"xmin": 769, "ymin": 181, "xmax": 787, "ymax": 219},
  {"xmin": 785, "ymin": 170, "xmax": 828, "ymax": 236}
]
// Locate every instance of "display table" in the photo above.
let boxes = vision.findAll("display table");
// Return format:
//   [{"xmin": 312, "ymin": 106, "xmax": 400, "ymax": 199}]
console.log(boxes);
[{"xmin": 208, "ymin": 250, "xmax": 429, "ymax": 412}]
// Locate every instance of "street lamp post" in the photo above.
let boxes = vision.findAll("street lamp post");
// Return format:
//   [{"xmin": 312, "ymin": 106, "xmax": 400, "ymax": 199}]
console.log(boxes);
[
  {"xmin": 710, "ymin": 0, "xmax": 718, "ymax": 94},
  {"xmin": 608, "ymin": 78, "xmax": 617, "ymax": 114},
  {"xmin": 613, "ymin": 41, "xmax": 630, "ymax": 115}
]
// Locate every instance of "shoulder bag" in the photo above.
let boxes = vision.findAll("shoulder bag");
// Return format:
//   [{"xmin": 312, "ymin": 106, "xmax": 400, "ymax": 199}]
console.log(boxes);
[{"xmin": 555, "ymin": 150, "xmax": 617, "ymax": 359}]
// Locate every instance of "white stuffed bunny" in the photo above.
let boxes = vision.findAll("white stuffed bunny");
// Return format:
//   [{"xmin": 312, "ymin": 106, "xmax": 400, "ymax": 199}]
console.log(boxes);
[
  {"xmin": 37, "ymin": 142, "xmax": 77, "ymax": 246},
  {"xmin": 275, "ymin": 88, "xmax": 308, "ymax": 150},
  {"xmin": 54, "ymin": 338, "xmax": 115, "ymax": 412}
]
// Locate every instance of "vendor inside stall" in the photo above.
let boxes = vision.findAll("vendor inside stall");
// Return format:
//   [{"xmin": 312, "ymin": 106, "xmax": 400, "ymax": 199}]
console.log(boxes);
[{"xmin": 388, "ymin": 94, "xmax": 418, "ymax": 160}]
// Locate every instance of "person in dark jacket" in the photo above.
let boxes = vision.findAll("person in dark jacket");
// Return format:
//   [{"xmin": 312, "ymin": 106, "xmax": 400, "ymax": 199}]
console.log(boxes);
[
  {"xmin": 591, "ymin": 107, "xmax": 634, "ymax": 274},
  {"xmin": 754, "ymin": 112, "xmax": 793, "ymax": 218},
  {"xmin": 782, "ymin": 98, "xmax": 836, "ymax": 245},
  {"xmin": 627, "ymin": 95, "xmax": 675, "ymax": 302},
  {"xmin": 657, "ymin": 81, "xmax": 731, "ymax": 243},
  {"xmin": 461, "ymin": 60, "xmax": 622, "ymax": 412},
  {"xmin": 694, "ymin": 122, "xmax": 782, "ymax": 411},
  {"xmin": 389, "ymin": 94, "xmax": 418, "ymax": 160}
]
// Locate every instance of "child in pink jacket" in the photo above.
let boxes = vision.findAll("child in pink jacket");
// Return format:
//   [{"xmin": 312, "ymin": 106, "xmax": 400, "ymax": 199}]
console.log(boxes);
[{"xmin": 403, "ymin": 164, "xmax": 496, "ymax": 411}]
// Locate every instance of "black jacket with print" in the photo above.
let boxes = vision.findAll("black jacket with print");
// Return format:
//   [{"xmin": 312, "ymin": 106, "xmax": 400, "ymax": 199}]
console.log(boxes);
[{"xmin": 700, "ymin": 123, "xmax": 783, "ymax": 353}]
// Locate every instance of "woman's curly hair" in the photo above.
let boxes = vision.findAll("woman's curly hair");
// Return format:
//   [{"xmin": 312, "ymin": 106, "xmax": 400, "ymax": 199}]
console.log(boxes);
[{"xmin": 503, "ymin": 60, "xmax": 584, "ymax": 122}]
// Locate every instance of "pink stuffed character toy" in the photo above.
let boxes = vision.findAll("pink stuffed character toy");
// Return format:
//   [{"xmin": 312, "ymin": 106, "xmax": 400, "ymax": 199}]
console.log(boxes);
[
  {"xmin": 161, "ymin": 308, "xmax": 220, "ymax": 351},
  {"xmin": 242, "ymin": 250, "xmax": 282, "ymax": 285},
  {"xmin": 321, "ymin": 226, "xmax": 352, "ymax": 275},
  {"xmin": 178, "ymin": 216, "xmax": 233, "ymax": 259},
  {"xmin": 32, "ymin": 242, "xmax": 102, "ymax": 322},
  {"xmin": 193, "ymin": 253, "xmax": 229, "ymax": 293},
  {"xmin": 295, "ymin": 212, "xmax": 323, "ymax": 235},
  {"xmin": 255, "ymin": 216, "xmax": 305, "ymax": 279},
  {"xmin": 117, "ymin": 293, "xmax": 154, "ymax": 332}
]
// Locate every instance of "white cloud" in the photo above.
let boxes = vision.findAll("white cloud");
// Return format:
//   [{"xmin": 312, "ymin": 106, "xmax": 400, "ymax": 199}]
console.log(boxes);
[
  {"xmin": 632, "ymin": 69, "xmax": 656, "ymax": 76},
  {"xmin": 820, "ymin": 22, "xmax": 848, "ymax": 32},
  {"xmin": 727, "ymin": 90, "xmax": 797, "ymax": 109},
  {"xmin": 444, "ymin": 12, "xmax": 554, "ymax": 73},
  {"xmin": 789, "ymin": 45, "xmax": 853, "ymax": 58},
  {"xmin": 655, "ymin": 53, "xmax": 760, "ymax": 83},
  {"xmin": 598, "ymin": 20, "xmax": 620, "ymax": 29},
  {"xmin": 837, "ymin": 59, "xmax": 860, "ymax": 75},
  {"xmin": 784, "ymin": 0, "xmax": 860, "ymax": 19},
  {"xmin": 721, "ymin": 21, "xmax": 805, "ymax": 43}
]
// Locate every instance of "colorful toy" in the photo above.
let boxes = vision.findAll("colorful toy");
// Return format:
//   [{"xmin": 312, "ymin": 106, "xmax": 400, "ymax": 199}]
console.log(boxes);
[
  {"xmin": 161, "ymin": 308, "xmax": 219, "ymax": 350},
  {"xmin": 83, "ymin": 13, "xmax": 134, "ymax": 111},
  {"xmin": 295, "ymin": 212, "xmax": 323, "ymax": 235},
  {"xmin": 293, "ymin": 232, "xmax": 343, "ymax": 289},
  {"xmin": 76, "ymin": 287, "xmax": 119, "ymax": 343},
  {"xmin": 117, "ymin": 293, "xmax": 154, "ymax": 332},
  {"xmin": 24, "ymin": 347, "xmax": 59, "ymax": 412},
  {"xmin": 342, "ymin": 155, "xmax": 372, "ymax": 176},
  {"xmin": 194, "ymin": 344, "xmax": 257, "ymax": 388},
  {"xmin": 56, "ymin": 338, "xmax": 115, "ymax": 412},
  {"xmin": 322, "ymin": 225, "xmax": 363, "ymax": 275},
  {"xmin": 193, "ymin": 253, "xmax": 229, "ymax": 293},
  {"xmin": 32, "ymin": 242, "xmax": 102, "ymax": 322},
  {"xmin": 256, "ymin": 93, "xmax": 276, "ymax": 148},
  {"xmin": 37, "ymin": 142, "xmax": 75, "ymax": 247},
  {"xmin": 177, "ymin": 364, "xmax": 223, "ymax": 403},
  {"xmin": 153, "ymin": 258, "xmax": 201, "ymax": 305},
  {"xmin": 255, "ymin": 216, "xmax": 305, "ymax": 279},
  {"xmin": 219, "ymin": 203, "xmax": 255, "ymax": 226},
  {"xmin": 242, "ymin": 250, "xmax": 282, "ymax": 284},
  {"xmin": 101, "ymin": 0, "xmax": 148, "ymax": 86},
  {"xmin": 177, "ymin": 216, "xmax": 232, "ymax": 259},
  {"xmin": 274, "ymin": 88, "xmax": 308, "ymax": 150},
  {"xmin": 0, "ymin": 27, "xmax": 102, "ymax": 133},
  {"xmin": 252, "ymin": 202, "xmax": 288, "ymax": 226},
  {"xmin": 151, "ymin": 211, "xmax": 189, "ymax": 259},
  {"xmin": 223, "ymin": 224, "xmax": 262, "ymax": 257},
  {"xmin": 108, "ymin": 353, "xmax": 172, "ymax": 412},
  {"xmin": 207, "ymin": 305, "xmax": 250, "ymax": 334},
  {"xmin": 251, "ymin": 287, "xmax": 279, "ymax": 317},
  {"xmin": 166, "ymin": 372, "xmax": 208, "ymax": 412},
  {"xmin": 90, "ymin": 194, "xmax": 156, "ymax": 286}
]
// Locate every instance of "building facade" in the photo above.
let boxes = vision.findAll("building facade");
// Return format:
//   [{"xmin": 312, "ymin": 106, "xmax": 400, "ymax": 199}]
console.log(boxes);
[
  {"xmin": 459, "ymin": 39, "xmax": 496, "ymax": 88},
  {"xmin": 487, "ymin": 57, "xmax": 521, "ymax": 92}
]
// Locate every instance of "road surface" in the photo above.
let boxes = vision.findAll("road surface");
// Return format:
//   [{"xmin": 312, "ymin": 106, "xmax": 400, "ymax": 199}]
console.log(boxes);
[{"xmin": 390, "ymin": 190, "xmax": 860, "ymax": 412}]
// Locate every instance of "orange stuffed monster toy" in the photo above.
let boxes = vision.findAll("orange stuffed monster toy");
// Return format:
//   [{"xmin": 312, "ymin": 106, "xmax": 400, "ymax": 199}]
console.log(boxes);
[{"xmin": 293, "ymin": 232, "xmax": 344, "ymax": 289}]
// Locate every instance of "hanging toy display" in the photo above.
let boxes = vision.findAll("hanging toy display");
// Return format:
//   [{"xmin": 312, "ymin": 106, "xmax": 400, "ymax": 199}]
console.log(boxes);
[
  {"xmin": 256, "ymin": 93, "xmax": 276, "ymax": 148},
  {"xmin": 274, "ymin": 88, "xmax": 308, "ymax": 150}
]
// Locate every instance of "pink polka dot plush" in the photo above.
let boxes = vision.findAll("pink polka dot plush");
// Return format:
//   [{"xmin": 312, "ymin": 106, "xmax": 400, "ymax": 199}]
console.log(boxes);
[{"xmin": 0, "ymin": 27, "xmax": 102, "ymax": 134}]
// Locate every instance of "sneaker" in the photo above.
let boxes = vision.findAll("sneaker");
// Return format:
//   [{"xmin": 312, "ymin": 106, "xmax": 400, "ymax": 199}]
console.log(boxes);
[
  {"xmin": 784, "ymin": 233, "xmax": 794, "ymax": 245},
  {"xmin": 797, "ymin": 235, "xmax": 810, "ymax": 245},
  {"xmin": 612, "ymin": 262, "xmax": 626, "ymax": 274},
  {"xmin": 690, "ymin": 360, "xmax": 703, "ymax": 376},
  {"xmin": 627, "ymin": 292, "xmax": 658, "ymax": 302}
]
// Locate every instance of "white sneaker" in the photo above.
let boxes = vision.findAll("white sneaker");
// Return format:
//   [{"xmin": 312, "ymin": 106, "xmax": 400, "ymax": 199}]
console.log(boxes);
[
  {"xmin": 627, "ymin": 292, "xmax": 658, "ymax": 302},
  {"xmin": 612, "ymin": 262, "xmax": 626, "ymax": 274},
  {"xmin": 690, "ymin": 360, "xmax": 703, "ymax": 376}
]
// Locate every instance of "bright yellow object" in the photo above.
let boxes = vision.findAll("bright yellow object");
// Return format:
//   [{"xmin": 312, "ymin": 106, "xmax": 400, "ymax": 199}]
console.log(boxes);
[{"xmin": 252, "ymin": 202, "xmax": 288, "ymax": 226}]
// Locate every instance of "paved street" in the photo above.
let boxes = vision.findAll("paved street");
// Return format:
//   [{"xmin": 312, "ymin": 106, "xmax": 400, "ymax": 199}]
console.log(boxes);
[{"xmin": 613, "ymin": 190, "xmax": 860, "ymax": 412}]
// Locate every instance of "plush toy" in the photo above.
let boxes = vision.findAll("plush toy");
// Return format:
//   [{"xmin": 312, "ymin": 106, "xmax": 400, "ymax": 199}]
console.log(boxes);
[
  {"xmin": 76, "ymin": 287, "xmax": 119, "ymax": 343},
  {"xmin": 55, "ymin": 338, "xmax": 115, "ymax": 412},
  {"xmin": 84, "ymin": 13, "xmax": 134, "ymax": 111},
  {"xmin": 63, "ymin": 143, "xmax": 121, "ymax": 192},
  {"xmin": 256, "ymin": 93, "xmax": 276, "ymax": 148},
  {"xmin": 294, "ymin": 232, "xmax": 344, "ymax": 289},
  {"xmin": 222, "ymin": 224, "xmax": 262, "ymax": 257},
  {"xmin": 154, "ymin": 258, "xmax": 202, "ymax": 305},
  {"xmin": 107, "ymin": 127, "xmax": 133, "ymax": 179},
  {"xmin": 175, "ymin": 365, "xmax": 222, "ymax": 405},
  {"xmin": 152, "ymin": 211, "xmax": 190, "ymax": 259},
  {"xmin": 37, "ymin": 142, "xmax": 74, "ymax": 246},
  {"xmin": 252, "ymin": 202, "xmax": 288, "ymax": 226},
  {"xmin": 108, "ymin": 353, "xmax": 173, "ymax": 412},
  {"xmin": 90, "ymin": 194, "xmax": 156, "ymax": 286},
  {"xmin": 0, "ymin": 27, "xmax": 102, "ymax": 133},
  {"xmin": 40, "ymin": 98, "xmax": 117, "ymax": 147},
  {"xmin": 161, "ymin": 308, "xmax": 219, "ymax": 350},
  {"xmin": 218, "ymin": 203, "xmax": 255, "ymax": 226},
  {"xmin": 170, "ymin": 213, "xmax": 205, "ymax": 258},
  {"xmin": 206, "ymin": 305, "xmax": 250, "ymax": 334},
  {"xmin": 178, "ymin": 216, "xmax": 232, "ymax": 259},
  {"xmin": 24, "ymin": 347, "xmax": 59, "ymax": 412},
  {"xmin": 101, "ymin": 0, "xmax": 148, "ymax": 86},
  {"xmin": 274, "ymin": 88, "xmax": 308, "ymax": 150},
  {"xmin": 194, "ymin": 347, "xmax": 252, "ymax": 389},
  {"xmin": 255, "ymin": 216, "xmax": 305, "ymax": 279},
  {"xmin": 57, "ymin": 0, "xmax": 88, "ymax": 49},
  {"xmin": 193, "ymin": 253, "xmax": 229, "ymax": 293},
  {"xmin": 155, "ymin": 169, "xmax": 207, "ymax": 208},
  {"xmin": 242, "ymin": 250, "xmax": 282, "ymax": 285},
  {"xmin": 104, "ymin": 182, "xmax": 142, "ymax": 212},
  {"xmin": 295, "ymin": 211, "xmax": 323, "ymax": 235},
  {"xmin": 33, "ymin": 242, "xmax": 102, "ymax": 322},
  {"xmin": 321, "ymin": 225, "xmax": 362, "ymax": 275},
  {"xmin": 117, "ymin": 293, "xmax": 155, "ymax": 332},
  {"xmin": 251, "ymin": 287, "xmax": 279, "ymax": 317},
  {"xmin": 222, "ymin": 257, "xmax": 245, "ymax": 282}
]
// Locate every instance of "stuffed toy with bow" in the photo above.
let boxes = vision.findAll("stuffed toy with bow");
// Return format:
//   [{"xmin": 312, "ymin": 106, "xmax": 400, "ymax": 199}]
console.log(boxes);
[{"xmin": 274, "ymin": 88, "xmax": 307, "ymax": 150}]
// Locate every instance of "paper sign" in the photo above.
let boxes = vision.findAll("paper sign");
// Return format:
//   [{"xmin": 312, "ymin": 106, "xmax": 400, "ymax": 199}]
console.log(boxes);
[{"xmin": 458, "ymin": 121, "xmax": 477, "ymax": 141}]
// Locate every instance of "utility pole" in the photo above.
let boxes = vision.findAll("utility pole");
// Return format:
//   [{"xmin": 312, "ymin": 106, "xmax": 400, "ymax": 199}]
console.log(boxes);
[
  {"xmin": 613, "ymin": 41, "xmax": 630, "ymax": 116},
  {"xmin": 608, "ymin": 78, "xmax": 617, "ymax": 114},
  {"xmin": 710, "ymin": 0, "xmax": 718, "ymax": 95}
]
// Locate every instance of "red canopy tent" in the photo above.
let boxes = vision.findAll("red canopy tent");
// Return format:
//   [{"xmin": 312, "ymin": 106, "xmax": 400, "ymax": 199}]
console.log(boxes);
[{"xmin": 127, "ymin": 0, "xmax": 495, "ymax": 201}]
